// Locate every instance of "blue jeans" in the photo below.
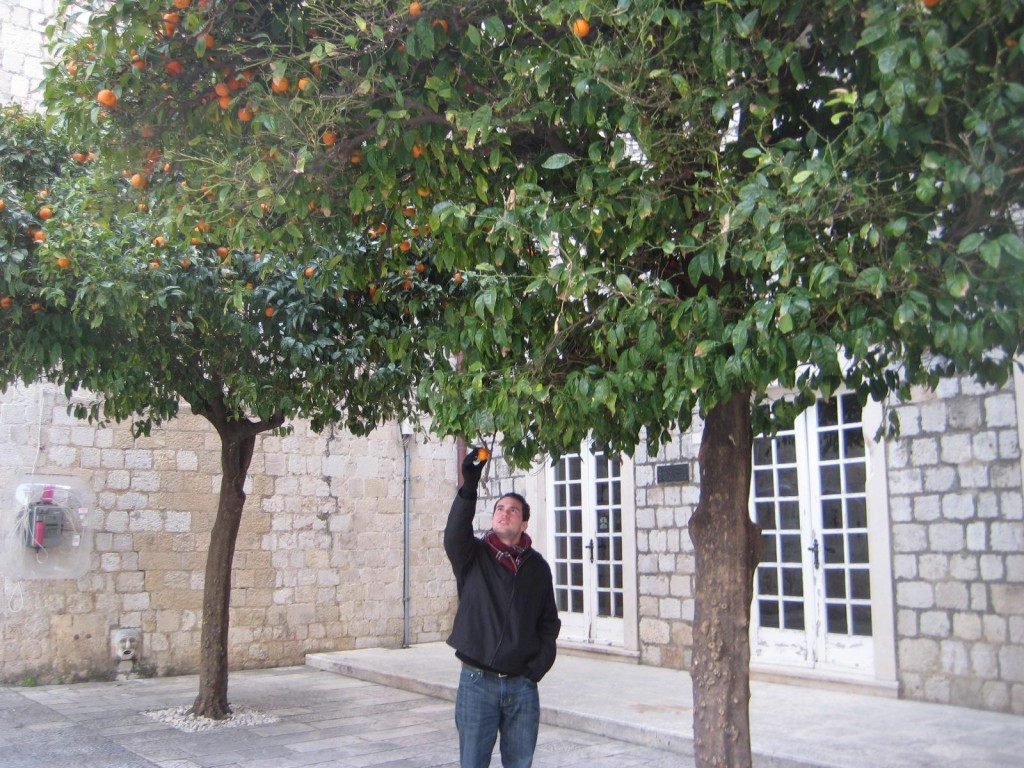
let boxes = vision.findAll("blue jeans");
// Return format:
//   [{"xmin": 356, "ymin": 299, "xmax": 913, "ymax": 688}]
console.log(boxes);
[{"xmin": 455, "ymin": 665, "xmax": 540, "ymax": 768}]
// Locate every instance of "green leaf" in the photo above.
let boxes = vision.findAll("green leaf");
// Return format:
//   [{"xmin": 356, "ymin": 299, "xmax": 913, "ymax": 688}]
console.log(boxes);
[{"xmin": 542, "ymin": 153, "xmax": 574, "ymax": 170}]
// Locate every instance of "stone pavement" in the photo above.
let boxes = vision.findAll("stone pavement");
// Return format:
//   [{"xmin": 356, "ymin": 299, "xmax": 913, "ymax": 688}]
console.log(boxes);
[
  {"xmin": 309, "ymin": 643, "xmax": 1024, "ymax": 768},
  {"xmin": 1, "ymin": 642, "xmax": 1022, "ymax": 768}
]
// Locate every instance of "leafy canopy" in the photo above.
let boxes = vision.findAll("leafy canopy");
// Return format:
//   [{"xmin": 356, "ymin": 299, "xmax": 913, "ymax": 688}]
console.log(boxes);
[{"xmin": 43, "ymin": 0, "xmax": 1024, "ymax": 467}]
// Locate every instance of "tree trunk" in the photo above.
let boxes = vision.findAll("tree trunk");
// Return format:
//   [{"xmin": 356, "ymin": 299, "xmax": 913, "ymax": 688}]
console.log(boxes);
[
  {"xmin": 190, "ymin": 428, "xmax": 256, "ymax": 719},
  {"xmin": 688, "ymin": 388, "xmax": 762, "ymax": 768}
]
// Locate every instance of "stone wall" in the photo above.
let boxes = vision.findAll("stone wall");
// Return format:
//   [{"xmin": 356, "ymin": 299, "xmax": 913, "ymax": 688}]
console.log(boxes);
[
  {"xmin": 629, "ymin": 377, "xmax": 1024, "ymax": 716},
  {"xmin": 0, "ymin": 382, "xmax": 456, "ymax": 683},
  {"xmin": 633, "ymin": 423, "xmax": 702, "ymax": 672},
  {"xmin": 0, "ymin": 0, "xmax": 54, "ymax": 111},
  {"xmin": 887, "ymin": 377, "xmax": 1024, "ymax": 713}
]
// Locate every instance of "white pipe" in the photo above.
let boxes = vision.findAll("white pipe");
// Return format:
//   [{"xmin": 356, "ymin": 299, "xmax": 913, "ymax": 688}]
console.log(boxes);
[{"xmin": 401, "ymin": 429, "xmax": 412, "ymax": 648}]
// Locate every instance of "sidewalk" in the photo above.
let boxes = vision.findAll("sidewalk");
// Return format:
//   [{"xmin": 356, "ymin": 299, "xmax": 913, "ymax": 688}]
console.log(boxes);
[
  {"xmin": 0, "ymin": 642, "xmax": 1021, "ymax": 768},
  {"xmin": 307, "ymin": 642, "xmax": 1023, "ymax": 768}
]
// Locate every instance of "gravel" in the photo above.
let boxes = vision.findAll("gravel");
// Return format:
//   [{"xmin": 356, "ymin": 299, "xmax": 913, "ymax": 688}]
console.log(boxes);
[{"xmin": 144, "ymin": 705, "xmax": 280, "ymax": 732}]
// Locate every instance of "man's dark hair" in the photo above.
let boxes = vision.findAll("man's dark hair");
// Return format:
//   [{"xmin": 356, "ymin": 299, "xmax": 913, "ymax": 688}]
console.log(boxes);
[{"xmin": 495, "ymin": 492, "xmax": 530, "ymax": 522}]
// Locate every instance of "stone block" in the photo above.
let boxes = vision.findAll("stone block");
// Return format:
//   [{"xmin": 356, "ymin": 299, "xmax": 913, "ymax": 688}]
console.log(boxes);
[
  {"xmin": 991, "ymin": 522, "xmax": 1024, "ymax": 553},
  {"xmin": 984, "ymin": 394, "xmax": 1017, "ymax": 428},
  {"xmin": 929, "ymin": 522, "xmax": 966, "ymax": 551},
  {"xmin": 1000, "ymin": 646, "xmax": 1024, "ymax": 683},
  {"xmin": 897, "ymin": 580, "xmax": 934, "ymax": 609},
  {"xmin": 991, "ymin": 584, "xmax": 1024, "ymax": 616},
  {"xmin": 935, "ymin": 582, "xmax": 969, "ymax": 610}
]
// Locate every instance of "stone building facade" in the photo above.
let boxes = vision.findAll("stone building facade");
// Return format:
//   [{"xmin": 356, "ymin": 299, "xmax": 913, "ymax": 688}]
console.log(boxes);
[{"xmin": 2, "ymin": 0, "xmax": 1021, "ymax": 718}]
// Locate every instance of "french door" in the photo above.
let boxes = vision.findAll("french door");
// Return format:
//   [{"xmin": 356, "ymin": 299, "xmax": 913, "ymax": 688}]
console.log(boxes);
[
  {"xmin": 548, "ymin": 446, "xmax": 633, "ymax": 646},
  {"xmin": 750, "ymin": 392, "xmax": 876, "ymax": 673}
]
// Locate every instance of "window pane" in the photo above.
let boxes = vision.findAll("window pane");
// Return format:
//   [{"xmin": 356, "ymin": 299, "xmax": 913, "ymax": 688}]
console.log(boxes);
[
  {"xmin": 822, "ymin": 499, "xmax": 844, "ymax": 529},
  {"xmin": 758, "ymin": 568, "xmax": 779, "ymax": 596},
  {"xmin": 820, "ymin": 465, "xmax": 841, "ymax": 494},
  {"xmin": 759, "ymin": 600, "xmax": 780, "ymax": 628},
  {"xmin": 754, "ymin": 469, "xmax": 775, "ymax": 496},
  {"xmin": 850, "ymin": 568, "xmax": 871, "ymax": 600},
  {"xmin": 848, "ymin": 533, "xmax": 870, "ymax": 564},
  {"xmin": 783, "ymin": 600, "xmax": 805, "ymax": 630},
  {"xmin": 845, "ymin": 462, "xmax": 866, "ymax": 491},
  {"xmin": 852, "ymin": 605, "xmax": 873, "ymax": 636},
  {"xmin": 843, "ymin": 427, "xmax": 865, "ymax": 459},
  {"xmin": 847, "ymin": 497, "xmax": 867, "ymax": 528},
  {"xmin": 826, "ymin": 603, "xmax": 848, "ymax": 634},
  {"xmin": 825, "ymin": 569, "xmax": 847, "ymax": 599},
  {"xmin": 823, "ymin": 533, "xmax": 845, "ymax": 563},
  {"xmin": 776, "ymin": 434, "xmax": 797, "ymax": 464},
  {"xmin": 779, "ymin": 501, "xmax": 800, "ymax": 530},
  {"xmin": 778, "ymin": 468, "xmax": 798, "ymax": 496},
  {"xmin": 818, "ymin": 399, "xmax": 839, "ymax": 427},
  {"xmin": 781, "ymin": 567, "xmax": 804, "ymax": 597},
  {"xmin": 819, "ymin": 431, "xmax": 841, "ymax": 461},
  {"xmin": 780, "ymin": 535, "xmax": 803, "ymax": 563},
  {"xmin": 760, "ymin": 536, "xmax": 777, "ymax": 563},
  {"xmin": 756, "ymin": 502, "xmax": 776, "ymax": 530}
]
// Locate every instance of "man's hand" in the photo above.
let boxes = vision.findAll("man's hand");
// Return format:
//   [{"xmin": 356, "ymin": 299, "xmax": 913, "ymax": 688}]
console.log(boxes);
[{"xmin": 460, "ymin": 447, "xmax": 486, "ymax": 496}]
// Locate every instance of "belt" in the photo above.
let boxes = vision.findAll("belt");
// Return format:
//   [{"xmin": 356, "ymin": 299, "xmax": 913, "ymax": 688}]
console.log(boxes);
[{"xmin": 462, "ymin": 661, "xmax": 518, "ymax": 679}]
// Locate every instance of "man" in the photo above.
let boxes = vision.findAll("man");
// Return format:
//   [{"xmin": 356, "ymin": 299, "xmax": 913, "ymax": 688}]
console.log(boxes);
[{"xmin": 444, "ymin": 448, "xmax": 561, "ymax": 768}]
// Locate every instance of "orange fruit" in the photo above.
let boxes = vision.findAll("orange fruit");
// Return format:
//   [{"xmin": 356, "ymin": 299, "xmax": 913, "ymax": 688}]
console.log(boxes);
[
  {"xmin": 304, "ymin": 266, "xmax": 315, "ymax": 278},
  {"xmin": 403, "ymin": 205, "xmax": 416, "ymax": 217},
  {"xmin": 572, "ymin": 18, "xmax": 590, "ymax": 37},
  {"xmin": 67, "ymin": 61, "xmax": 78, "ymax": 75},
  {"xmin": 30, "ymin": 302, "xmax": 41, "ymax": 312},
  {"xmin": 922, "ymin": 0, "xmax": 940, "ymax": 5},
  {"xmin": 412, "ymin": 144, "xmax": 424, "ymax": 158},
  {"xmin": 38, "ymin": 207, "xmax": 53, "ymax": 220},
  {"xmin": 214, "ymin": 82, "xmax": 230, "ymax": 97},
  {"xmin": 322, "ymin": 130, "xmax": 337, "ymax": 146},
  {"xmin": 298, "ymin": 77, "xmax": 311, "ymax": 90},
  {"xmin": 417, "ymin": 185, "xmax": 431, "ymax": 197},
  {"xmin": 149, "ymin": 259, "xmax": 161, "ymax": 269},
  {"xmin": 216, "ymin": 246, "xmax": 229, "ymax": 259},
  {"xmin": 130, "ymin": 173, "xmax": 148, "ymax": 189},
  {"xmin": 237, "ymin": 106, "xmax": 254, "ymax": 122},
  {"xmin": 162, "ymin": 13, "xmax": 180, "ymax": 36},
  {"xmin": 432, "ymin": 18, "xmax": 448, "ymax": 32},
  {"xmin": 56, "ymin": 256, "xmax": 71, "ymax": 269},
  {"xmin": 165, "ymin": 60, "xmax": 183, "ymax": 76},
  {"xmin": 218, "ymin": 95, "xmax": 232, "ymax": 109},
  {"xmin": 96, "ymin": 89, "xmax": 117, "ymax": 108},
  {"xmin": 174, "ymin": 0, "xmax": 190, "ymax": 8},
  {"xmin": 264, "ymin": 306, "xmax": 275, "ymax": 317},
  {"xmin": 399, "ymin": 240, "xmax": 412, "ymax": 252},
  {"xmin": 409, "ymin": 2, "xmax": 422, "ymax": 16},
  {"xmin": 350, "ymin": 150, "xmax": 363, "ymax": 163},
  {"xmin": 476, "ymin": 447, "xmax": 490, "ymax": 461},
  {"xmin": 0, "ymin": 297, "xmax": 12, "ymax": 309},
  {"xmin": 152, "ymin": 236, "xmax": 167, "ymax": 247},
  {"xmin": 415, "ymin": 262, "xmax": 425, "ymax": 272},
  {"xmin": 402, "ymin": 278, "xmax": 412, "ymax": 290},
  {"xmin": 0, "ymin": 199, "xmax": 5, "ymax": 211},
  {"xmin": 32, "ymin": 230, "xmax": 47, "ymax": 242},
  {"xmin": 271, "ymin": 76, "xmax": 290, "ymax": 93},
  {"xmin": 180, "ymin": 258, "xmax": 191, "ymax": 268}
]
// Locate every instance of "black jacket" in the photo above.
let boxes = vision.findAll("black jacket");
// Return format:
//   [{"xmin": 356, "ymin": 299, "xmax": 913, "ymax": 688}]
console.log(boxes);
[{"xmin": 444, "ymin": 491, "xmax": 561, "ymax": 682}]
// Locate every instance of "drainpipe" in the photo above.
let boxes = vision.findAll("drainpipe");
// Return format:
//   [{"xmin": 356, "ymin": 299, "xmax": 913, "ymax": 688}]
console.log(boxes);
[{"xmin": 400, "ymin": 421, "xmax": 413, "ymax": 648}]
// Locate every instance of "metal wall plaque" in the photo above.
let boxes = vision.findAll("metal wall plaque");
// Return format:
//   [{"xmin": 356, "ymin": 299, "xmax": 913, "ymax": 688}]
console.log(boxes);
[{"xmin": 656, "ymin": 463, "xmax": 690, "ymax": 484}]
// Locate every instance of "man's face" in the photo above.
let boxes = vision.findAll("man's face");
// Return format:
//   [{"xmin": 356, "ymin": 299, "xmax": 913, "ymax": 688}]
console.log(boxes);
[{"xmin": 491, "ymin": 496, "xmax": 528, "ymax": 543}]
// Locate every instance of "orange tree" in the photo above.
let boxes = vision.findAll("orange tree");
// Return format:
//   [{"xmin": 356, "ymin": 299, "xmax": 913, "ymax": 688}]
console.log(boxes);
[
  {"xmin": 0, "ymin": 104, "xmax": 448, "ymax": 717},
  {"xmin": 44, "ymin": 0, "xmax": 1024, "ymax": 764}
]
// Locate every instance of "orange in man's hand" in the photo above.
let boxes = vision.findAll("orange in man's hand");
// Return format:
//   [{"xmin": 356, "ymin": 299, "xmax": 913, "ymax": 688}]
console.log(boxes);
[{"xmin": 476, "ymin": 447, "xmax": 490, "ymax": 462}]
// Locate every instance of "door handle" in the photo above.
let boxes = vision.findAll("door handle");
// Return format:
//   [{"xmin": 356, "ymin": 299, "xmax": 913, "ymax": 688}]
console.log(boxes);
[
  {"xmin": 807, "ymin": 539, "xmax": 820, "ymax": 569},
  {"xmin": 586, "ymin": 539, "xmax": 594, "ymax": 563}
]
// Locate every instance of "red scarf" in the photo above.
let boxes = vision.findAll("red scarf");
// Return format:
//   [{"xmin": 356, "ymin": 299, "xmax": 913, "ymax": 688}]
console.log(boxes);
[{"xmin": 484, "ymin": 530, "xmax": 532, "ymax": 574}]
